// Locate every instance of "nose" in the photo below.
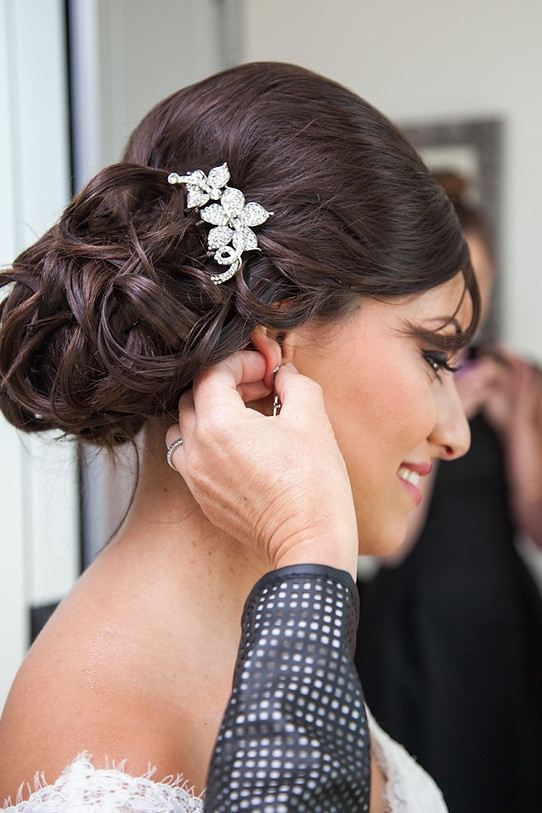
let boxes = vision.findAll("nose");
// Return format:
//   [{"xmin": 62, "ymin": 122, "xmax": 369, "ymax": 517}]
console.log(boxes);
[{"xmin": 429, "ymin": 377, "xmax": 471, "ymax": 460}]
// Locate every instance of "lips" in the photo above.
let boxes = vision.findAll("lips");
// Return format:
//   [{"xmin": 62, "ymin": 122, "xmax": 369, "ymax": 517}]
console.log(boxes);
[{"xmin": 397, "ymin": 462, "xmax": 432, "ymax": 505}]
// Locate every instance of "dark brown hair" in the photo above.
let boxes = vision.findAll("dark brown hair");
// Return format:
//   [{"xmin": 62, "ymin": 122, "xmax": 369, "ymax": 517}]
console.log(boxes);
[{"xmin": 0, "ymin": 62, "xmax": 479, "ymax": 446}]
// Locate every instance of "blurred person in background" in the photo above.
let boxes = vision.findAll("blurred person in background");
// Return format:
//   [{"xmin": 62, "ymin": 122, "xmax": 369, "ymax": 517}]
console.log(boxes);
[{"xmin": 356, "ymin": 170, "xmax": 542, "ymax": 812}]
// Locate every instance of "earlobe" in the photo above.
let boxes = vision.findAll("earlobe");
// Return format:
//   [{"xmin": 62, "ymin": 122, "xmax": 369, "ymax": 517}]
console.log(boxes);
[{"xmin": 250, "ymin": 326, "xmax": 283, "ymax": 388}]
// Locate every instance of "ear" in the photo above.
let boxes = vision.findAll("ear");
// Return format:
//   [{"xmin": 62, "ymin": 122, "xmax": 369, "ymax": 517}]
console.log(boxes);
[{"xmin": 250, "ymin": 326, "xmax": 283, "ymax": 388}]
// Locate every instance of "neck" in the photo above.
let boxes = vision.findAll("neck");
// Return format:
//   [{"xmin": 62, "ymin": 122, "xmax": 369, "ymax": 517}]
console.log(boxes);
[
  {"xmin": 76, "ymin": 422, "xmax": 267, "ymax": 791},
  {"xmin": 110, "ymin": 420, "xmax": 269, "ymax": 615}
]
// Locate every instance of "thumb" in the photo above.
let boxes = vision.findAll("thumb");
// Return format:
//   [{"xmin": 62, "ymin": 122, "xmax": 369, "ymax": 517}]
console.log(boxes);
[{"xmin": 274, "ymin": 363, "xmax": 327, "ymax": 422}]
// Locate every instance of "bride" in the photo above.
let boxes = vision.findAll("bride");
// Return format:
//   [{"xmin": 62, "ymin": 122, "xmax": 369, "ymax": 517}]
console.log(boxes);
[{"xmin": 0, "ymin": 61, "xmax": 479, "ymax": 810}]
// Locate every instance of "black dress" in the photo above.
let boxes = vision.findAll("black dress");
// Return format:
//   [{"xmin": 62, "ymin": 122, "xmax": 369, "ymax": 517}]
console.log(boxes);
[{"xmin": 355, "ymin": 412, "xmax": 542, "ymax": 812}]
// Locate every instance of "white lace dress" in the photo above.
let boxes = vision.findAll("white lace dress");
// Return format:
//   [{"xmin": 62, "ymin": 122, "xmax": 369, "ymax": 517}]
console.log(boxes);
[{"xmin": 1, "ymin": 717, "xmax": 446, "ymax": 812}]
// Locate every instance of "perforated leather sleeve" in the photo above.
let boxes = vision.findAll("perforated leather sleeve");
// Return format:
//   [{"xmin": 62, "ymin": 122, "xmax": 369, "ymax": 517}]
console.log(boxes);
[{"xmin": 204, "ymin": 564, "xmax": 370, "ymax": 811}]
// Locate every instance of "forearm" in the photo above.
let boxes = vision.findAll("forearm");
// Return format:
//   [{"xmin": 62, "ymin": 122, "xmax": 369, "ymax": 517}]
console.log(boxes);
[
  {"xmin": 508, "ymin": 465, "xmax": 542, "ymax": 546},
  {"xmin": 513, "ymin": 500, "xmax": 542, "ymax": 547},
  {"xmin": 503, "ymin": 429, "xmax": 542, "ymax": 546},
  {"xmin": 204, "ymin": 564, "xmax": 370, "ymax": 811}
]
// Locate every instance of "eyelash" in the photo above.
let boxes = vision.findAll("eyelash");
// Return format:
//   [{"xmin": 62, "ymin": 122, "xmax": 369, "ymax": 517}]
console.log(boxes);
[{"xmin": 423, "ymin": 350, "xmax": 462, "ymax": 379}]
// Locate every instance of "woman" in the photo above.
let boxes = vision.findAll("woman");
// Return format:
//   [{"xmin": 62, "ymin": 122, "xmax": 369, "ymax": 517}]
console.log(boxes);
[
  {"xmin": 356, "ymin": 173, "xmax": 542, "ymax": 812},
  {"xmin": 0, "ymin": 62, "xmax": 479, "ymax": 810}
]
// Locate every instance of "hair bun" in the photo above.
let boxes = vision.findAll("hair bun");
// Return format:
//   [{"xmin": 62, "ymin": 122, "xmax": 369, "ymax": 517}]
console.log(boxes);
[{"xmin": 0, "ymin": 163, "xmax": 233, "ymax": 446}]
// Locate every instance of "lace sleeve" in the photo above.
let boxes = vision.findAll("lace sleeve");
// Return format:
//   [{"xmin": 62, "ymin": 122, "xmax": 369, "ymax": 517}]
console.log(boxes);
[{"xmin": 203, "ymin": 564, "xmax": 371, "ymax": 811}]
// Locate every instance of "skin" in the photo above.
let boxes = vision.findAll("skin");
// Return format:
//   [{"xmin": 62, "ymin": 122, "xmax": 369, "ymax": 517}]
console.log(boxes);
[
  {"xmin": 277, "ymin": 274, "xmax": 472, "ymax": 557},
  {"xmin": 0, "ymin": 273, "xmax": 472, "ymax": 810},
  {"xmin": 390, "ymin": 232, "xmax": 542, "ymax": 563},
  {"xmin": 467, "ymin": 232, "xmax": 493, "ymax": 326}
]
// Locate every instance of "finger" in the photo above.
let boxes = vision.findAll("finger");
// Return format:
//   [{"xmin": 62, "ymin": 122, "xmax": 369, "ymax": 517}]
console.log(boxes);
[
  {"xmin": 514, "ymin": 364, "xmax": 539, "ymax": 412},
  {"xmin": 489, "ymin": 344, "xmax": 523, "ymax": 368},
  {"xmin": 273, "ymin": 363, "xmax": 327, "ymax": 421},
  {"xmin": 237, "ymin": 379, "xmax": 273, "ymax": 403},
  {"xmin": 193, "ymin": 351, "xmax": 267, "ymax": 413},
  {"xmin": 166, "ymin": 423, "xmax": 182, "ymax": 448},
  {"xmin": 165, "ymin": 390, "xmax": 197, "ymax": 475},
  {"xmin": 471, "ymin": 359, "xmax": 503, "ymax": 389},
  {"xmin": 164, "ymin": 390, "xmax": 194, "ymax": 449}
]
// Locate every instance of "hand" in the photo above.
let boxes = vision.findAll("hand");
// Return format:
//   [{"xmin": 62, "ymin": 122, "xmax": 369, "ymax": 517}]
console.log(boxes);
[
  {"xmin": 481, "ymin": 347, "xmax": 542, "ymax": 437},
  {"xmin": 165, "ymin": 352, "xmax": 359, "ymax": 579},
  {"xmin": 453, "ymin": 356, "xmax": 502, "ymax": 420},
  {"xmin": 477, "ymin": 347, "xmax": 542, "ymax": 508}
]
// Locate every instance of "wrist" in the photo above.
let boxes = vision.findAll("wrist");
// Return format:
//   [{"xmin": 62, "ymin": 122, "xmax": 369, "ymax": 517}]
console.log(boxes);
[{"xmin": 271, "ymin": 534, "xmax": 358, "ymax": 581}]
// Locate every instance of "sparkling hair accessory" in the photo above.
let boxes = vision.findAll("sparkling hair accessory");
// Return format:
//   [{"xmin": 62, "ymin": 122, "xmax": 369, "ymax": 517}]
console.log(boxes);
[{"xmin": 167, "ymin": 162, "xmax": 274, "ymax": 285}]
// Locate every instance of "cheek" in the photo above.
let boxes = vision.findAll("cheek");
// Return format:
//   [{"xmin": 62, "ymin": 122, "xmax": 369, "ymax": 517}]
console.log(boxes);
[
  {"xmin": 382, "ymin": 370, "xmax": 436, "ymax": 442},
  {"xmin": 328, "ymin": 363, "xmax": 436, "ymax": 468}
]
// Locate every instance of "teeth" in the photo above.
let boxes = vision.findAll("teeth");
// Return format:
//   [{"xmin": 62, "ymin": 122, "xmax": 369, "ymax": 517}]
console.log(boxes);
[{"xmin": 398, "ymin": 466, "xmax": 420, "ymax": 487}]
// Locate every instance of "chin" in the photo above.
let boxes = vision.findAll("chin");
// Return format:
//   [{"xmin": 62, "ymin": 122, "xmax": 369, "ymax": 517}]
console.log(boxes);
[{"xmin": 358, "ymin": 519, "xmax": 407, "ymax": 558}]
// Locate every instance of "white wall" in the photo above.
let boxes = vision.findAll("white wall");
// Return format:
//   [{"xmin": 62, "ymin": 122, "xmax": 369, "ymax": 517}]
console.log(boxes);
[
  {"xmin": 242, "ymin": 0, "xmax": 542, "ymax": 359},
  {"xmin": 71, "ymin": 0, "xmax": 239, "ymax": 187},
  {"xmin": 0, "ymin": 0, "xmax": 79, "ymax": 710}
]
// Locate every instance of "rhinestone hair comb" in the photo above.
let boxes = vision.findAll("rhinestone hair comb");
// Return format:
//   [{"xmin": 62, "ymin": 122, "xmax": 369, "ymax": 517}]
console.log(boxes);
[{"xmin": 168, "ymin": 162, "xmax": 274, "ymax": 285}]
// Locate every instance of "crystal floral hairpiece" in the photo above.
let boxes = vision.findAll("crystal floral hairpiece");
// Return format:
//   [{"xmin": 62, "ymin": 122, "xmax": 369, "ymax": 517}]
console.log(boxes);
[{"xmin": 167, "ymin": 162, "xmax": 274, "ymax": 285}]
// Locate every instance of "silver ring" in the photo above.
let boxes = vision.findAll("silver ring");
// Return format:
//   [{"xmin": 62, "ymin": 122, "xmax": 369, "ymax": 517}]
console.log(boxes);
[{"xmin": 166, "ymin": 437, "xmax": 183, "ymax": 470}]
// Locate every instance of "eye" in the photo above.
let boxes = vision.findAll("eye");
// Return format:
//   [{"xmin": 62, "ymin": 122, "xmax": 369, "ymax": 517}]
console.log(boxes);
[{"xmin": 423, "ymin": 350, "xmax": 462, "ymax": 379}]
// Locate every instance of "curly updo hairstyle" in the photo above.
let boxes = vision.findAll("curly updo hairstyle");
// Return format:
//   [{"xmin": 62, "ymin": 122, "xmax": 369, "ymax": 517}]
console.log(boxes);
[{"xmin": 0, "ymin": 62, "xmax": 479, "ymax": 446}]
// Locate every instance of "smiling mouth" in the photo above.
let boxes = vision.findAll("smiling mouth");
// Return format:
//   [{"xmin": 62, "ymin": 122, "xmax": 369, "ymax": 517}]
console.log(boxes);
[{"xmin": 397, "ymin": 467, "xmax": 420, "ymax": 487}]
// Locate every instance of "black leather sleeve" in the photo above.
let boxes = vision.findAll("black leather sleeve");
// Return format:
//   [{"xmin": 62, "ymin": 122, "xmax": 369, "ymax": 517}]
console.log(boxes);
[{"xmin": 204, "ymin": 564, "xmax": 370, "ymax": 811}]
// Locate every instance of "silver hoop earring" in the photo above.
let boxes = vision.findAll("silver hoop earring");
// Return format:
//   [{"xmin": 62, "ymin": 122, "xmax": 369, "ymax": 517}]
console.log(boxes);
[
  {"xmin": 272, "ymin": 366, "xmax": 282, "ymax": 417},
  {"xmin": 166, "ymin": 437, "xmax": 183, "ymax": 469}
]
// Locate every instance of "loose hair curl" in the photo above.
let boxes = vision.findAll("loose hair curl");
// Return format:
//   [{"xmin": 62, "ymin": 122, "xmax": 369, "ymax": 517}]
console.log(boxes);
[{"xmin": 0, "ymin": 62, "xmax": 479, "ymax": 446}]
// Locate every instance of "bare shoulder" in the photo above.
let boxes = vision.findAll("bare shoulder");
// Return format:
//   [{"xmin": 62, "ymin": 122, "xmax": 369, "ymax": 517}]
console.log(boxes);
[{"xmin": 0, "ymin": 551, "xmax": 200, "ymax": 802}]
